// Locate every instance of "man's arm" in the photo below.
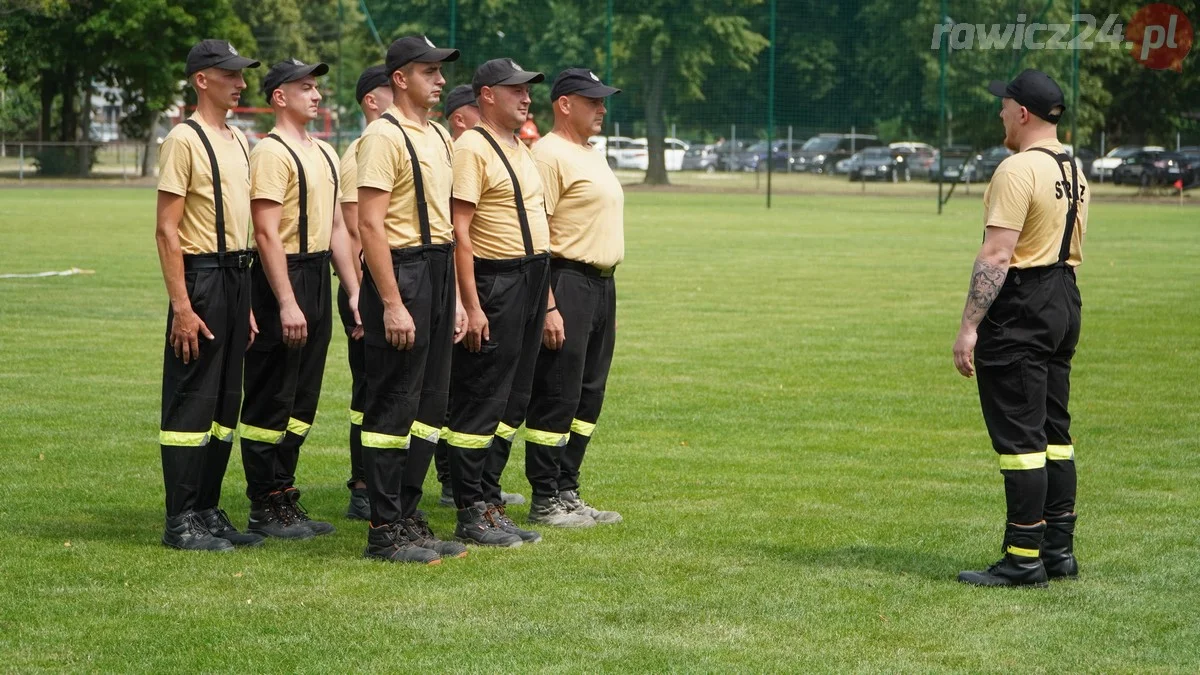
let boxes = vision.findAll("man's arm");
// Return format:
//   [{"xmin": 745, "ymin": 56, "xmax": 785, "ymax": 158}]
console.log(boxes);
[
  {"xmin": 251, "ymin": 198, "xmax": 307, "ymax": 348},
  {"xmin": 452, "ymin": 197, "xmax": 487, "ymax": 352},
  {"xmin": 329, "ymin": 203, "xmax": 362, "ymax": 338},
  {"xmin": 953, "ymin": 225, "xmax": 1020, "ymax": 377},
  {"xmin": 339, "ymin": 201, "xmax": 363, "ymax": 280},
  {"xmin": 542, "ymin": 215, "xmax": 565, "ymax": 350},
  {"xmin": 359, "ymin": 187, "xmax": 415, "ymax": 350},
  {"xmin": 155, "ymin": 191, "xmax": 212, "ymax": 364}
]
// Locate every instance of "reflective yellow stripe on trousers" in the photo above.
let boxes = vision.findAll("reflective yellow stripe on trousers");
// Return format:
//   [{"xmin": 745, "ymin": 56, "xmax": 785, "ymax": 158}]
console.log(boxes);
[
  {"xmin": 998, "ymin": 452, "xmax": 1047, "ymax": 470},
  {"xmin": 1046, "ymin": 444, "xmax": 1075, "ymax": 461},
  {"xmin": 410, "ymin": 421, "xmax": 440, "ymax": 443},
  {"xmin": 570, "ymin": 418, "xmax": 596, "ymax": 437},
  {"xmin": 523, "ymin": 427, "xmax": 569, "ymax": 447},
  {"xmin": 361, "ymin": 431, "xmax": 410, "ymax": 449}
]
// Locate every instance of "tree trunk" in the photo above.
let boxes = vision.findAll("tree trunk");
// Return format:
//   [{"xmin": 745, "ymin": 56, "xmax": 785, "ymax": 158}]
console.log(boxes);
[
  {"xmin": 643, "ymin": 55, "xmax": 671, "ymax": 186},
  {"xmin": 60, "ymin": 65, "xmax": 77, "ymax": 142},
  {"xmin": 39, "ymin": 73, "xmax": 55, "ymax": 143},
  {"xmin": 77, "ymin": 79, "xmax": 93, "ymax": 177},
  {"xmin": 142, "ymin": 111, "xmax": 159, "ymax": 177}
]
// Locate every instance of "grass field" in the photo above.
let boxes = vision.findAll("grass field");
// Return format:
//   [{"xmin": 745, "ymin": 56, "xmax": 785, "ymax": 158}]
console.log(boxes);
[{"xmin": 1, "ymin": 187, "xmax": 1198, "ymax": 671}]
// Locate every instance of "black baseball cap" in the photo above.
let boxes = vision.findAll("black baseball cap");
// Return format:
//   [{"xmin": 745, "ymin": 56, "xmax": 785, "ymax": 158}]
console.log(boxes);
[
  {"xmin": 355, "ymin": 64, "xmax": 390, "ymax": 103},
  {"xmin": 550, "ymin": 68, "xmax": 620, "ymax": 101},
  {"xmin": 987, "ymin": 69, "xmax": 1065, "ymax": 123},
  {"xmin": 185, "ymin": 39, "xmax": 260, "ymax": 77},
  {"xmin": 444, "ymin": 85, "xmax": 477, "ymax": 117},
  {"xmin": 472, "ymin": 58, "xmax": 545, "ymax": 96},
  {"xmin": 385, "ymin": 35, "xmax": 460, "ymax": 74},
  {"xmin": 262, "ymin": 58, "xmax": 330, "ymax": 97}
]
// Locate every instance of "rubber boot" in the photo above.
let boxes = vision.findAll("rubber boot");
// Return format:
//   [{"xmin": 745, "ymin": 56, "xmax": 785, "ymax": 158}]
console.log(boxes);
[
  {"xmin": 1041, "ymin": 513, "xmax": 1079, "ymax": 579},
  {"xmin": 958, "ymin": 522, "xmax": 1049, "ymax": 588}
]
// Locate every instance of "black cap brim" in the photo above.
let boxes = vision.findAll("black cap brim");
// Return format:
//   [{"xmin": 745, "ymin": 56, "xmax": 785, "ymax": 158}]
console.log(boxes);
[
  {"xmin": 414, "ymin": 47, "xmax": 461, "ymax": 63},
  {"xmin": 558, "ymin": 83, "xmax": 620, "ymax": 99},
  {"xmin": 214, "ymin": 55, "xmax": 262, "ymax": 71},
  {"xmin": 490, "ymin": 71, "xmax": 546, "ymax": 87},
  {"xmin": 987, "ymin": 80, "xmax": 1012, "ymax": 98}
]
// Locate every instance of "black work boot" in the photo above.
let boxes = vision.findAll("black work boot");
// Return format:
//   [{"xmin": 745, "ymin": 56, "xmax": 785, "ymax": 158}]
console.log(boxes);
[
  {"xmin": 162, "ymin": 511, "xmax": 235, "ymax": 552},
  {"xmin": 455, "ymin": 502, "xmax": 523, "ymax": 547},
  {"xmin": 1041, "ymin": 513, "xmax": 1079, "ymax": 579},
  {"xmin": 404, "ymin": 511, "xmax": 468, "ymax": 559},
  {"xmin": 486, "ymin": 503, "xmax": 542, "ymax": 544},
  {"xmin": 345, "ymin": 487, "xmax": 370, "ymax": 521},
  {"xmin": 958, "ymin": 522, "xmax": 1049, "ymax": 588},
  {"xmin": 198, "ymin": 508, "xmax": 264, "ymax": 547},
  {"xmin": 282, "ymin": 487, "xmax": 336, "ymax": 536},
  {"xmin": 248, "ymin": 491, "xmax": 315, "ymax": 540},
  {"xmin": 363, "ymin": 522, "xmax": 442, "ymax": 565}
]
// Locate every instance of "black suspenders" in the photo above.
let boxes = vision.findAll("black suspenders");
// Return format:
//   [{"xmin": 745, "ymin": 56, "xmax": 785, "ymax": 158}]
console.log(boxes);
[
  {"xmin": 471, "ymin": 126, "xmax": 536, "ymax": 256},
  {"xmin": 1028, "ymin": 146, "xmax": 1080, "ymax": 266},
  {"xmin": 267, "ymin": 133, "xmax": 338, "ymax": 255},
  {"xmin": 183, "ymin": 119, "xmax": 249, "ymax": 256},
  {"xmin": 381, "ymin": 112, "xmax": 434, "ymax": 246}
]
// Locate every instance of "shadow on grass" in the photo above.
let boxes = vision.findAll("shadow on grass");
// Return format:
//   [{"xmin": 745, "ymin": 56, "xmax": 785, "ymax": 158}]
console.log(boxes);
[{"xmin": 767, "ymin": 543, "xmax": 966, "ymax": 582}]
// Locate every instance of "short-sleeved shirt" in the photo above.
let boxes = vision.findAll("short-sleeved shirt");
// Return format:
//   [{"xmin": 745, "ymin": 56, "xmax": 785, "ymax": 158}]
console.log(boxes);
[
  {"xmin": 157, "ymin": 115, "xmax": 252, "ymax": 254},
  {"xmin": 339, "ymin": 137, "xmax": 362, "ymax": 205},
  {"xmin": 453, "ymin": 127, "xmax": 551, "ymax": 259},
  {"xmin": 534, "ymin": 132, "xmax": 625, "ymax": 269},
  {"xmin": 249, "ymin": 129, "xmax": 339, "ymax": 253},
  {"xmin": 356, "ymin": 107, "xmax": 454, "ymax": 248},
  {"xmin": 982, "ymin": 138, "xmax": 1088, "ymax": 269}
]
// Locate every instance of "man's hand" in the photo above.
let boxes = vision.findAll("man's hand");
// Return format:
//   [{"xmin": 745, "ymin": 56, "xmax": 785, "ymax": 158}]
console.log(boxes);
[
  {"xmin": 349, "ymin": 291, "xmax": 364, "ymax": 341},
  {"xmin": 280, "ymin": 301, "xmax": 308, "ymax": 349},
  {"xmin": 384, "ymin": 303, "xmax": 416, "ymax": 350},
  {"xmin": 953, "ymin": 326, "xmax": 977, "ymax": 378},
  {"xmin": 248, "ymin": 309, "xmax": 259, "ymax": 350},
  {"xmin": 464, "ymin": 307, "xmax": 489, "ymax": 353},
  {"xmin": 542, "ymin": 309, "xmax": 565, "ymax": 350},
  {"xmin": 453, "ymin": 298, "xmax": 468, "ymax": 344},
  {"xmin": 170, "ymin": 306, "xmax": 213, "ymax": 364}
]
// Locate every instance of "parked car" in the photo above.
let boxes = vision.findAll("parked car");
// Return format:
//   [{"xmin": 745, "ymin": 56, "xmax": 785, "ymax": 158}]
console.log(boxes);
[
  {"xmin": 587, "ymin": 135, "xmax": 647, "ymax": 169},
  {"xmin": 972, "ymin": 145, "xmax": 1015, "ymax": 181},
  {"xmin": 1091, "ymin": 145, "xmax": 1165, "ymax": 179},
  {"xmin": 929, "ymin": 145, "xmax": 976, "ymax": 182},
  {"xmin": 711, "ymin": 140, "xmax": 750, "ymax": 171},
  {"xmin": 1180, "ymin": 147, "xmax": 1200, "ymax": 188},
  {"xmin": 1113, "ymin": 150, "xmax": 1188, "ymax": 186},
  {"xmin": 849, "ymin": 146, "xmax": 911, "ymax": 182},
  {"xmin": 682, "ymin": 143, "xmax": 719, "ymax": 172},
  {"xmin": 835, "ymin": 152, "xmax": 862, "ymax": 175},
  {"xmin": 744, "ymin": 139, "xmax": 803, "ymax": 172},
  {"xmin": 627, "ymin": 137, "xmax": 688, "ymax": 171},
  {"xmin": 1062, "ymin": 144, "xmax": 1097, "ymax": 176},
  {"xmin": 793, "ymin": 133, "xmax": 881, "ymax": 174}
]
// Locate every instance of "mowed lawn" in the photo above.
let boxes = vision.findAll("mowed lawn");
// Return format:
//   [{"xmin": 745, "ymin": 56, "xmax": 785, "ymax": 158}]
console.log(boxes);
[{"xmin": 0, "ymin": 186, "xmax": 1197, "ymax": 672}]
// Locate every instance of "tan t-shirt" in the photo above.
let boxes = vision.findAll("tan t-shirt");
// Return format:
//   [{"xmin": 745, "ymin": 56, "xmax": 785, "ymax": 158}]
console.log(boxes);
[
  {"xmin": 453, "ymin": 127, "xmax": 551, "ymax": 259},
  {"xmin": 356, "ymin": 107, "xmax": 454, "ymax": 247},
  {"xmin": 339, "ymin": 136, "xmax": 361, "ymax": 204},
  {"xmin": 983, "ymin": 138, "xmax": 1088, "ymax": 268},
  {"xmin": 534, "ymin": 132, "xmax": 625, "ymax": 269},
  {"xmin": 249, "ymin": 130, "xmax": 339, "ymax": 253},
  {"xmin": 157, "ymin": 115, "xmax": 252, "ymax": 254}
]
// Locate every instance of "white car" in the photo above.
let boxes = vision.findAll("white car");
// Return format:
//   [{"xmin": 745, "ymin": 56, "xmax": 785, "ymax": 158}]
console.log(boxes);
[
  {"xmin": 588, "ymin": 135, "xmax": 646, "ymax": 169},
  {"xmin": 630, "ymin": 137, "xmax": 689, "ymax": 171},
  {"xmin": 1091, "ymin": 145, "xmax": 1164, "ymax": 179}
]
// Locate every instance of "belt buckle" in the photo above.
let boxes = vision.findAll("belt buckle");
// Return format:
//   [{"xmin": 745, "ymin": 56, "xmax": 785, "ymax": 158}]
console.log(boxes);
[{"xmin": 236, "ymin": 252, "xmax": 252, "ymax": 268}]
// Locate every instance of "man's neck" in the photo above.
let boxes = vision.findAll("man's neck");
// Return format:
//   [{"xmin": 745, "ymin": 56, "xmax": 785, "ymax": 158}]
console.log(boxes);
[
  {"xmin": 273, "ymin": 114, "xmax": 311, "ymax": 145},
  {"xmin": 396, "ymin": 96, "xmax": 429, "ymax": 126},
  {"xmin": 552, "ymin": 123, "xmax": 588, "ymax": 147},
  {"xmin": 480, "ymin": 114, "xmax": 517, "ymax": 147},
  {"xmin": 194, "ymin": 99, "xmax": 230, "ymax": 133},
  {"xmin": 364, "ymin": 111, "xmax": 382, "ymax": 126},
  {"xmin": 1019, "ymin": 130, "xmax": 1059, "ymax": 152}
]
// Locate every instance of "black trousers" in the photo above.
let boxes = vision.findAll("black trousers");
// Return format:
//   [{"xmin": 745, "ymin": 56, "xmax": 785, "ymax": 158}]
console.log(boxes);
[
  {"xmin": 359, "ymin": 244, "xmax": 454, "ymax": 525},
  {"xmin": 337, "ymin": 283, "xmax": 368, "ymax": 487},
  {"xmin": 239, "ymin": 253, "xmax": 332, "ymax": 503},
  {"xmin": 446, "ymin": 254, "xmax": 550, "ymax": 508},
  {"xmin": 975, "ymin": 265, "xmax": 1081, "ymax": 524},
  {"xmin": 523, "ymin": 260, "xmax": 617, "ymax": 497},
  {"xmin": 159, "ymin": 256, "xmax": 251, "ymax": 517}
]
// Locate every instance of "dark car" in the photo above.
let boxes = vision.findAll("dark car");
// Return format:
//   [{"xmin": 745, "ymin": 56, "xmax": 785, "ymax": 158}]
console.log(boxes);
[
  {"xmin": 745, "ymin": 139, "xmax": 803, "ymax": 172},
  {"xmin": 849, "ymin": 146, "xmax": 910, "ymax": 182},
  {"xmin": 681, "ymin": 143, "xmax": 719, "ymax": 172},
  {"xmin": 794, "ymin": 133, "xmax": 881, "ymax": 174},
  {"xmin": 1113, "ymin": 150, "xmax": 1188, "ymax": 186},
  {"xmin": 710, "ymin": 140, "xmax": 749, "ymax": 171},
  {"xmin": 972, "ymin": 145, "xmax": 1015, "ymax": 181},
  {"xmin": 929, "ymin": 145, "xmax": 976, "ymax": 183}
]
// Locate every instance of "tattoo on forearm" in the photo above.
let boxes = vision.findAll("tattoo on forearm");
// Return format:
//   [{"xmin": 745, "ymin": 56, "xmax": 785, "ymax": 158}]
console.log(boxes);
[{"xmin": 963, "ymin": 258, "xmax": 1007, "ymax": 324}]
